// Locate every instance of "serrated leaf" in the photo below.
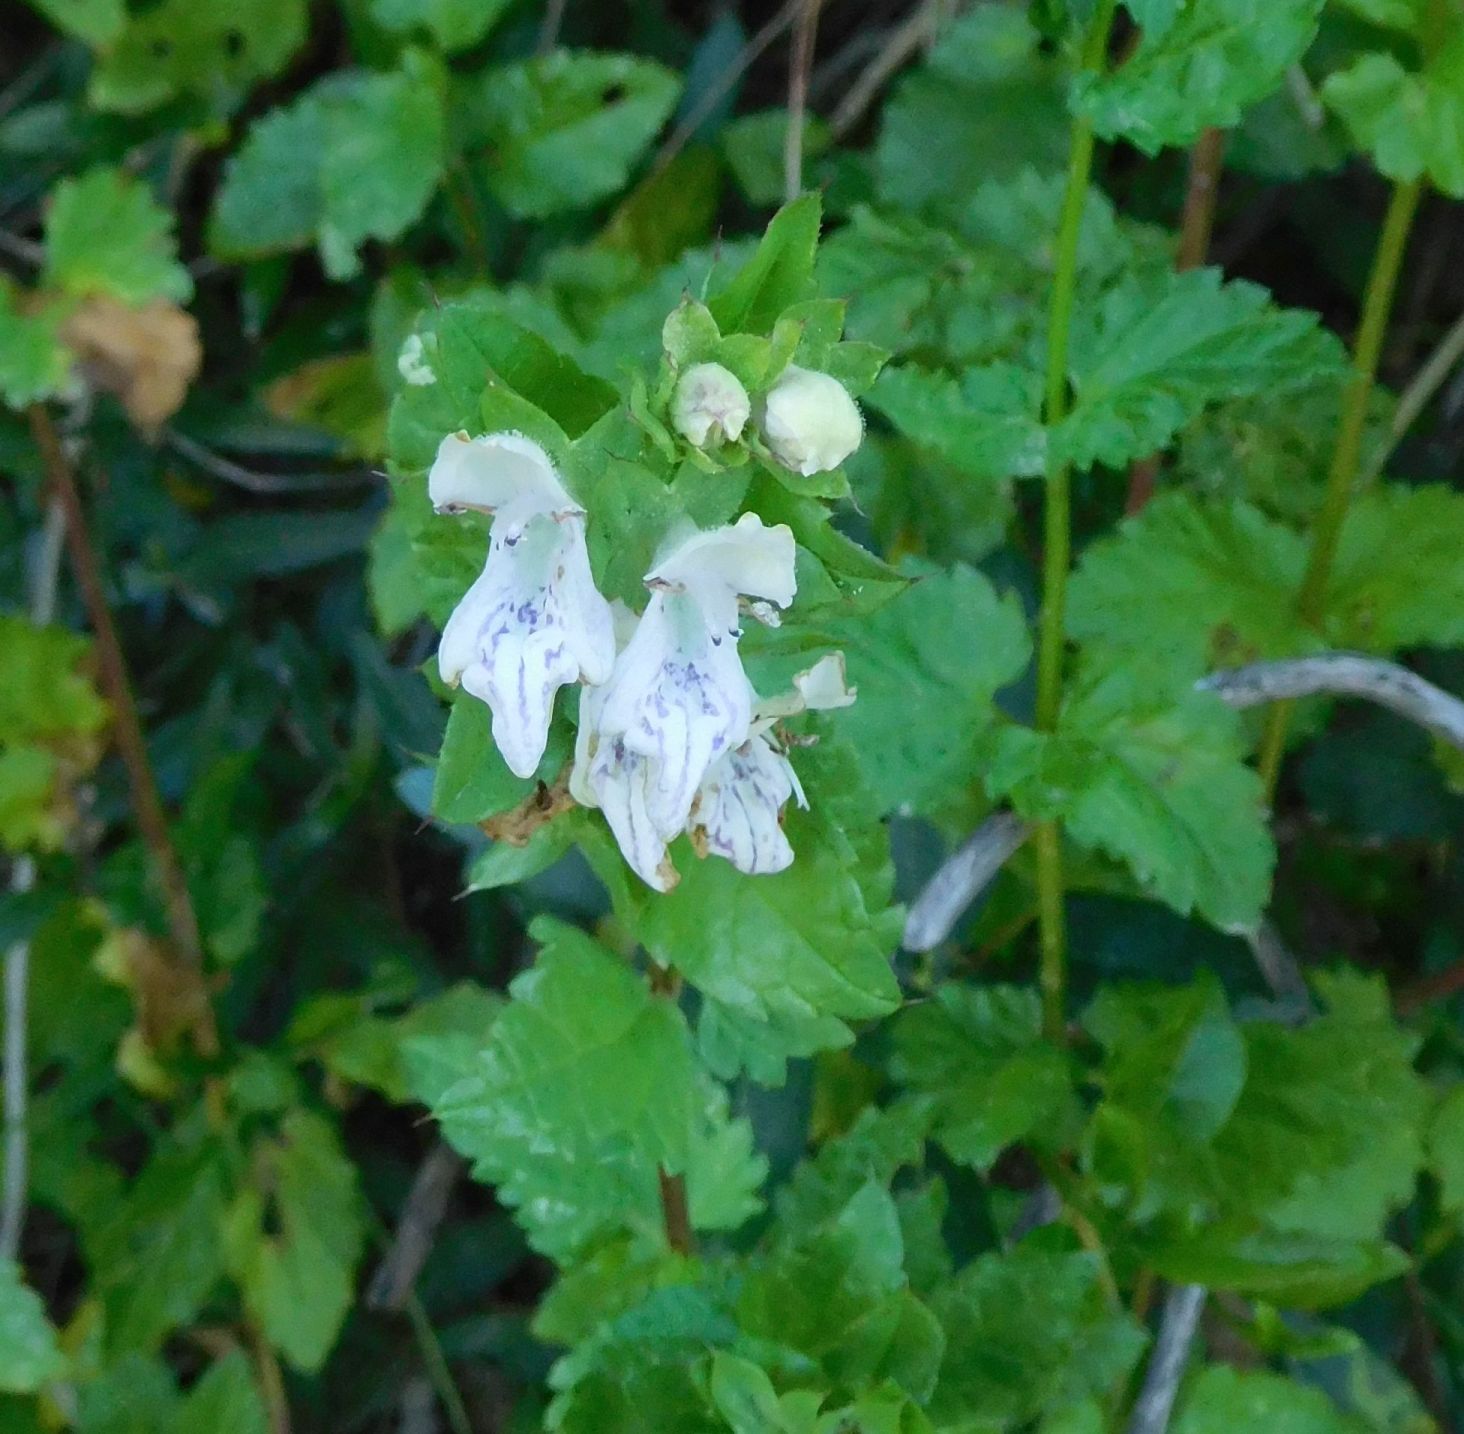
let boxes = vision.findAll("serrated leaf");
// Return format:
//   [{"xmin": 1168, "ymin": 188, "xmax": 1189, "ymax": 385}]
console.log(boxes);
[
  {"xmin": 868, "ymin": 362, "xmax": 1046, "ymax": 482},
  {"xmin": 1067, "ymin": 494, "xmax": 1311, "ymax": 676},
  {"xmin": 824, "ymin": 564, "xmax": 1030, "ymax": 817},
  {"xmin": 1325, "ymin": 484, "xmax": 1464, "ymax": 652},
  {"xmin": 43, "ymin": 167, "xmax": 190, "ymax": 304},
  {"xmin": 927, "ymin": 1246, "xmax": 1147, "ymax": 1426},
  {"xmin": 467, "ymin": 52, "xmax": 680, "ymax": 219},
  {"xmin": 1322, "ymin": 35, "xmax": 1464, "ymax": 198},
  {"xmin": 989, "ymin": 670, "xmax": 1275, "ymax": 932},
  {"xmin": 427, "ymin": 919, "xmax": 762, "ymax": 1257},
  {"xmin": 709, "ymin": 195, "xmax": 822, "ymax": 337},
  {"xmin": 891, "ymin": 985, "xmax": 1075, "ymax": 1170},
  {"xmin": 627, "ymin": 750, "xmax": 902, "ymax": 1067},
  {"xmin": 1075, "ymin": 0, "xmax": 1324, "ymax": 154},
  {"xmin": 1057, "ymin": 268, "xmax": 1345, "ymax": 471},
  {"xmin": 1172, "ymin": 1365, "xmax": 1362, "ymax": 1434},
  {"xmin": 0, "ymin": 1262, "xmax": 65, "ymax": 1394},
  {"xmin": 88, "ymin": 0, "xmax": 307, "ymax": 115},
  {"xmin": 875, "ymin": 7, "xmax": 1069, "ymax": 220},
  {"xmin": 211, "ymin": 55, "xmax": 445, "ymax": 279},
  {"xmin": 227, "ymin": 1109, "xmax": 366, "ymax": 1373},
  {"xmin": 0, "ymin": 280, "xmax": 72, "ymax": 409},
  {"xmin": 369, "ymin": 0, "xmax": 511, "ymax": 51},
  {"xmin": 1430, "ymin": 1085, "xmax": 1464, "ymax": 1212}
]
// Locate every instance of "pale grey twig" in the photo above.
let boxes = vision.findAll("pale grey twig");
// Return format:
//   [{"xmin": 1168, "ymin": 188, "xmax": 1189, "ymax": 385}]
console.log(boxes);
[
  {"xmin": 2, "ymin": 499, "xmax": 66, "ymax": 1262},
  {"xmin": 903, "ymin": 811, "xmax": 1031, "ymax": 952},
  {"xmin": 653, "ymin": 0, "xmax": 808, "ymax": 175},
  {"xmin": 366, "ymin": 1142, "xmax": 464, "ymax": 1312},
  {"xmin": 1199, "ymin": 654, "xmax": 1464, "ymax": 751},
  {"xmin": 163, "ymin": 428, "xmax": 378, "ymax": 494},
  {"xmin": 784, "ymin": 0, "xmax": 822, "ymax": 203},
  {"xmin": 1367, "ymin": 304, "xmax": 1464, "ymax": 481},
  {"xmin": 399, "ymin": 1378, "xmax": 439, "ymax": 1434},
  {"xmin": 1126, "ymin": 1284, "xmax": 1206, "ymax": 1434},
  {"xmin": 829, "ymin": 0, "xmax": 943, "ymax": 139},
  {"xmin": 537, "ymin": 0, "xmax": 568, "ymax": 54}
]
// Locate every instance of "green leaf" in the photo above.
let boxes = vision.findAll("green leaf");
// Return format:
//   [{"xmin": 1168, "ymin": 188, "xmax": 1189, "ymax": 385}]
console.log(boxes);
[
  {"xmin": 24, "ymin": 0, "xmax": 124, "ymax": 45},
  {"xmin": 0, "ymin": 1262, "xmax": 65, "ymax": 1394},
  {"xmin": 988, "ymin": 669, "xmax": 1275, "ymax": 932},
  {"xmin": 1325, "ymin": 484, "xmax": 1464, "ymax": 652},
  {"xmin": 1322, "ymin": 34, "xmax": 1464, "ymax": 198},
  {"xmin": 387, "ymin": 294, "xmax": 616, "ymax": 472},
  {"xmin": 628, "ymin": 753, "xmax": 902, "ymax": 1072},
  {"xmin": 227, "ymin": 1109, "xmax": 366, "ymax": 1373},
  {"xmin": 0, "ymin": 280, "xmax": 71, "ymax": 409},
  {"xmin": 875, "ymin": 7, "xmax": 1069, "ymax": 220},
  {"xmin": 828, "ymin": 563, "xmax": 1032, "ymax": 817},
  {"xmin": 210, "ymin": 54, "xmax": 446, "ymax": 279},
  {"xmin": 927, "ymin": 1245, "xmax": 1146, "ymax": 1426},
  {"xmin": 88, "ymin": 0, "xmax": 308, "ymax": 114},
  {"xmin": 0, "ymin": 619, "xmax": 109, "ymax": 746},
  {"xmin": 1066, "ymin": 494, "xmax": 1311, "ymax": 677},
  {"xmin": 1056, "ymin": 268, "xmax": 1346, "ymax": 470},
  {"xmin": 467, "ymin": 51, "xmax": 681, "ymax": 219},
  {"xmin": 709, "ymin": 195, "xmax": 823, "ymax": 337},
  {"xmin": 891, "ymin": 985, "xmax": 1075, "ymax": 1170},
  {"xmin": 174, "ymin": 1352, "xmax": 268, "ymax": 1434},
  {"xmin": 1075, "ymin": 0, "xmax": 1324, "ymax": 154},
  {"xmin": 43, "ymin": 167, "xmax": 190, "ymax": 304},
  {"xmin": 1173, "ymin": 1366, "xmax": 1362, "ymax": 1434},
  {"xmin": 368, "ymin": 0, "xmax": 511, "ymax": 51},
  {"xmin": 86, "ymin": 1141, "xmax": 230, "ymax": 1355},
  {"xmin": 427, "ymin": 919, "xmax": 762, "ymax": 1257},
  {"xmin": 868, "ymin": 362, "xmax": 1046, "ymax": 483}
]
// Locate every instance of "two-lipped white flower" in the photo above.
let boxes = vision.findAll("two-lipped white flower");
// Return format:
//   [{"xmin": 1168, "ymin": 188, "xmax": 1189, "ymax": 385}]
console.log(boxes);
[
  {"xmin": 687, "ymin": 654, "xmax": 856, "ymax": 877},
  {"xmin": 570, "ymin": 513, "xmax": 798, "ymax": 890},
  {"xmin": 431, "ymin": 432, "xmax": 615, "ymax": 779}
]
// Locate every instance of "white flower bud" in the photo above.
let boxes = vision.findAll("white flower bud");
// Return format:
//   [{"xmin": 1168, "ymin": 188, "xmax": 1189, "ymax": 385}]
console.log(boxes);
[
  {"xmin": 759, "ymin": 365, "xmax": 863, "ymax": 476},
  {"xmin": 671, "ymin": 362, "xmax": 751, "ymax": 447}
]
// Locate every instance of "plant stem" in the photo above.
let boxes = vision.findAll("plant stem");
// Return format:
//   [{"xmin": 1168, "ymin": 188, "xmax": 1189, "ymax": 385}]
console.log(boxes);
[
  {"xmin": 647, "ymin": 963, "xmax": 695, "ymax": 1255},
  {"xmin": 1033, "ymin": 0, "xmax": 1116, "ymax": 1044},
  {"xmin": 1255, "ymin": 176, "xmax": 1423, "ymax": 794},
  {"xmin": 27, "ymin": 406, "xmax": 218, "ymax": 1057},
  {"xmin": 784, "ymin": 0, "xmax": 822, "ymax": 202}
]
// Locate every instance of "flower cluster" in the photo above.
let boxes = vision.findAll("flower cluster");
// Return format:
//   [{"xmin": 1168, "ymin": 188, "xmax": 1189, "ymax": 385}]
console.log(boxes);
[{"xmin": 429, "ymin": 368, "xmax": 861, "ymax": 891}]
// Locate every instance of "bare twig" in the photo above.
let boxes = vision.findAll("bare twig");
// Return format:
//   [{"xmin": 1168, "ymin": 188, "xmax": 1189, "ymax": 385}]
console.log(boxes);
[
  {"xmin": 1396, "ymin": 957, "xmax": 1464, "ymax": 1014},
  {"xmin": 829, "ymin": 0, "xmax": 942, "ymax": 139},
  {"xmin": 27, "ymin": 406, "xmax": 218, "ymax": 1057},
  {"xmin": 903, "ymin": 812, "xmax": 1031, "ymax": 952},
  {"xmin": 1126, "ymin": 126, "xmax": 1228, "ymax": 513},
  {"xmin": 647, "ymin": 963, "xmax": 695, "ymax": 1255},
  {"xmin": 366, "ymin": 1143, "xmax": 464, "ymax": 1313},
  {"xmin": 784, "ymin": 0, "xmax": 823, "ymax": 202},
  {"xmin": 1199, "ymin": 654, "xmax": 1464, "ymax": 752},
  {"xmin": 163, "ymin": 428, "xmax": 378, "ymax": 495},
  {"xmin": 248, "ymin": 1322, "xmax": 292, "ymax": 1434},
  {"xmin": 537, "ymin": 0, "xmax": 569, "ymax": 54},
  {"xmin": 0, "ymin": 230, "xmax": 44, "ymax": 267},
  {"xmin": 3, "ymin": 500, "xmax": 68, "ymax": 1262},
  {"xmin": 1366, "ymin": 303, "xmax": 1464, "ymax": 482},
  {"xmin": 653, "ymin": 0, "xmax": 807, "ymax": 176},
  {"xmin": 1126, "ymin": 1284, "xmax": 1206, "ymax": 1434},
  {"xmin": 399, "ymin": 1378, "xmax": 439, "ymax": 1434}
]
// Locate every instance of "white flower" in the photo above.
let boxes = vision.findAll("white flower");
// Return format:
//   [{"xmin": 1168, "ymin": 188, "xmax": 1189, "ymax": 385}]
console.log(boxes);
[
  {"xmin": 671, "ymin": 362, "xmax": 751, "ymax": 446},
  {"xmin": 689, "ymin": 733, "xmax": 805, "ymax": 875},
  {"xmin": 759, "ymin": 365, "xmax": 863, "ymax": 476},
  {"xmin": 432, "ymin": 432, "xmax": 615, "ymax": 780},
  {"xmin": 686, "ymin": 654, "xmax": 857, "ymax": 877},
  {"xmin": 571, "ymin": 513, "xmax": 797, "ymax": 888}
]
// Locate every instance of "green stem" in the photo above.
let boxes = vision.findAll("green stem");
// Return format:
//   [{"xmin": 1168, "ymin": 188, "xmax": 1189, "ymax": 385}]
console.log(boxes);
[
  {"xmin": 1033, "ymin": 0, "xmax": 1116, "ymax": 1043},
  {"xmin": 1256, "ymin": 175, "xmax": 1423, "ymax": 794}
]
